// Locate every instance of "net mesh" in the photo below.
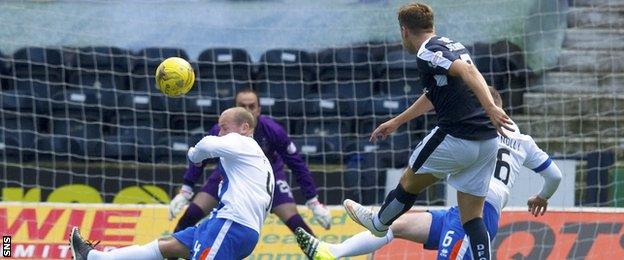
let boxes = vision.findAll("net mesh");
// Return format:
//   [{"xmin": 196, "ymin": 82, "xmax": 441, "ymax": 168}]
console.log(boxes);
[{"xmin": 0, "ymin": 0, "xmax": 623, "ymax": 259}]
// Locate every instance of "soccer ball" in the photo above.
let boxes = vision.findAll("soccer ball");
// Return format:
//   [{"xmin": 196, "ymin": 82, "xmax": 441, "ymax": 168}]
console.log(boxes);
[{"xmin": 155, "ymin": 57, "xmax": 195, "ymax": 97}]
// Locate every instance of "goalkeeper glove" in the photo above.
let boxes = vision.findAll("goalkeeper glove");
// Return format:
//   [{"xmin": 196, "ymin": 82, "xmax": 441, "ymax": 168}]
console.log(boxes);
[
  {"xmin": 306, "ymin": 196, "xmax": 332, "ymax": 230},
  {"xmin": 168, "ymin": 185, "xmax": 194, "ymax": 220}
]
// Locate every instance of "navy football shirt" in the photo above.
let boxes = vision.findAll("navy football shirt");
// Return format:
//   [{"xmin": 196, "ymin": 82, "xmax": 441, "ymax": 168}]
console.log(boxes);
[{"xmin": 416, "ymin": 36, "xmax": 497, "ymax": 140}]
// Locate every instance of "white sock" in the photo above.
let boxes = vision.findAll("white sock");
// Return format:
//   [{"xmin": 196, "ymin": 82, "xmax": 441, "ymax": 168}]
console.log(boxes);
[
  {"xmin": 88, "ymin": 240, "xmax": 163, "ymax": 260},
  {"xmin": 327, "ymin": 229, "xmax": 394, "ymax": 258}
]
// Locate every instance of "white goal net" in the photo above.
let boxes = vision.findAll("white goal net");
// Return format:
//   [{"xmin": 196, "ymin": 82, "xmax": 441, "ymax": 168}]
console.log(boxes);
[{"xmin": 0, "ymin": 0, "xmax": 623, "ymax": 259}]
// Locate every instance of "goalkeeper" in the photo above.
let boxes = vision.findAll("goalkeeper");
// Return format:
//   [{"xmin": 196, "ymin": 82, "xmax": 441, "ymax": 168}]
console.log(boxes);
[{"xmin": 169, "ymin": 88, "xmax": 332, "ymax": 236}]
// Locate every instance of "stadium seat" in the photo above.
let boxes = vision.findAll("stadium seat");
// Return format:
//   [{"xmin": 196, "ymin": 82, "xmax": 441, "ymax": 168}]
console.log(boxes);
[
  {"xmin": 12, "ymin": 47, "xmax": 65, "ymax": 82},
  {"xmin": 0, "ymin": 114, "xmax": 37, "ymax": 161},
  {"xmin": 114, "ymin": 89, "xmax": 167, "ymax": 114},
  {"xmin": 191, "ymin": 78, "xmax": 238, "ymax": 111},
  {"xmin": 65, "ymin": 47, "xmax": 132, "ymax": 93},
  {"xmin": 256, "ymin": 82, "xmax": 309, "ymax": 116},
  {"xmin": 70, "ymin": 46, "xmax": 133, "ymax": 73},
  {"xmin": 103, "ymin": 104, "xmax": 167, "ymax": 162},
  {"xmin": 467, "ymin": 41, "xmax": 528, "ymax": 113},
  {"xmin": 197, "ymin": 48, "xmax": 252, "ymax": 80},
  {"xmin": 197, "ymin": 48, "xmax": 253, "ymax": 110},
  {"xmin": 0, "ymin": 50, "xmax": 8, "ymax": 90},
  {"xmin": 51, "ymin": 87, "xmax": 104, "ymax": 120},
  {"xmin": 291, "ymin": 136, "xmax": 339, "ymax": 164},
  {"xmin": 316, "ymin": 47, "xmax": 380, "ymax": 116},
  {"xmin": 293, "ymin": 118, "xmax": 353, "ymax": 150},
  {"xmin": 258, "ymin": 49, "xmax": 315, "ymax": 80},
  {"xmin": 169, "ymin": 114, "xmax": 218, "ymax": 133},
  {"xmin": 378, "ymin": 49, "xmax": 422, "ymax": 99},
  {"xmin": 317, "ymin": 47, "xmax": 375, "ymax": 80},
  {"xmin": 352, "ymin": 118, "xmax": 413, "ymax": 168},
  {"xmin": 0, "ymin": 87, "xmax": 36, "ymax": 112},
  {"xmin": 47, "ymin": 87, "xmax": 105, "ymax": 159},
  {"xmin": 256, "ymin": 49, "xmax": 315, "ymax": 117},
  {"xmin": 8, "ymin": 47, "xmax": 68, "ymax": 113},
  {"xmin": 157, "ymin": 135, "xmax": 194, "ymax": 163},
  {"xmin": 343, "ymin": 153, "xmax": 385, "ymax": 205}
]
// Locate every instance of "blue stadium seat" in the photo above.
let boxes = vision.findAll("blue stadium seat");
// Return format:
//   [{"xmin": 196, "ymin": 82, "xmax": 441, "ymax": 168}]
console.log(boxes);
[
  {"xmin": 317, "ymin": 47, "xmax": 375, "ymax": 80},
  {"xmin": 65, "ymin": 47, "xmax": 131, "ymax": 94},
  {"xmin": 256, "ymin": 49, "xmax": 315, "ymax": 117},
  {"xmin": 47, "ymin": 87, "xmax": 105, "ymax": 159},
  {"xmin": 290, "ymin": 136, "xmax": 339, "ymax": 164},
  {"xmin": 369, "ymin": 95, "xmax": 410, "ymax": 116},
  {"xmin": 316, "ymin": 47, "xmax": 380, "ymax": 116},
  {"xmin": 9, "ymin": 47, "xmax": 67, "ymax": 113},
  {"xmin": 378, "ymin": 49, "xmax": 422, "ymax": 99},
  {"xmin": 49, "ymin": 114, "xmax": 104, "ymax": 158},
  {"xmin": 103, "ymin": 128, "xmax": 163, "ymax": 162},
  {"xmin": 257, "ymin": 82, "xmax": 309, "ymax": 116},
  {"xmin": 0, "ymin": 87, "xmax": 35, "ymax": 112},
  {"xmin": 0, "ymin": 114, "xmax": 37, "ymax": 161},
  {"xmin": 12, "ymin": 47, "xmax": 65, "ymax": 82},
  {"xmin": 352, "ymin": 117, "xmax": 413, "ymax": 168},
  {"xmin": 293, "ymin": 118, "xmax": 353, "ymax": 151},
  {"xmin": 343, "ymin": 153, "xmax": 385, "ymax": 205},
  {"xmin": 197, "ymin": 48, "xmax": 252, "ymax": 110},
  {"xmin": 258, "ymin": 49, "xmax": 315, "ymax": 80},
  {"xmin": 157, "ymin": 135, "xmax": 193, "ymax": 163},
  {"xmin": 51, "ymin": 87, "xmax": 104, "ymax": 120},
  {"xmin": 70, "ymin": 46, "xmax": 133, "ymax": 72},
  {"xmin": 114, "ymin": 89, "xmax": 166, "ymax": 114},
  {"xmin": 0, "ymin": 50, "xmax": 8, "ymax": 90},
  {"xmin": 103, "ymin": 101, "xmax": 167, "ymax": 162},
  {"xmin": 197, "ymin": 48, "xmax": 252, "ymax": 80}
]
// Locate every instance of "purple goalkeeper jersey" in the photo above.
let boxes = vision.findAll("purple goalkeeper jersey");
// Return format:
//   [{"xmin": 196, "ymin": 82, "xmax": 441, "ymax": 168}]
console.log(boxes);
[{"xmin": 183, "ymin": 115, "xmax": 318, "ymax": 199}]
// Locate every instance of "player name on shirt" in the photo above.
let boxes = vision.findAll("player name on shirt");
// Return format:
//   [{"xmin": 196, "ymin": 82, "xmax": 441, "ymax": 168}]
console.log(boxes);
[{"xmin": 499, "ymin": 135, "xmax": 520, "ymax": 151}]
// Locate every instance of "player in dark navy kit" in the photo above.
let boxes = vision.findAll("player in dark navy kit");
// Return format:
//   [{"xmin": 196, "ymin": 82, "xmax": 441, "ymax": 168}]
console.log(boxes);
[
  {"xmin": 344, "ymin": 3, "xmax": 513, "ymax": 260},
  {"xmin": 169, "ymin": 88, "xmax": 332, "ymax": 238}
]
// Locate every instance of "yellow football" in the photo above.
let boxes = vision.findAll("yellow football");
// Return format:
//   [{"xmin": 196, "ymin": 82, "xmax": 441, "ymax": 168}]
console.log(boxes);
[{"xmin": 155, "ymin": 57, "xmax": 195, "ymax": 97}]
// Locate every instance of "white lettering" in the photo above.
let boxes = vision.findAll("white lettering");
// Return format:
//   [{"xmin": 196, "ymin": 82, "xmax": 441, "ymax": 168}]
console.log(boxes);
[
  {"xmin": 41, "ymin": 245, "xmax": 50, "ymax": 258},
  {"xmin": 58, "ymin": 245, "xmax": 70, "ymax": 258},
  {"xmin": 446, "ymin": 42, "xmax": 466, "ymax": 52},
  {"xmin": 14, "ymin": 245, "xmax": 35, "ymax": 258}
]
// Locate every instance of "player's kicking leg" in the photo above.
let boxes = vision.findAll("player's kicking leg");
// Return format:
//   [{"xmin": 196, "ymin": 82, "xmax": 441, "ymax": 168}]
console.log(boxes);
[
  {"xmin": 344, "ymin": 167, "xmax": 438, "ymax": 236},
  {"xmin": 296, "ymin": 209, "xmax": 432, "ymax": 260},
  {"xmin": 70, "ymin": 227, "xmax": 188, "ymax": 260}
]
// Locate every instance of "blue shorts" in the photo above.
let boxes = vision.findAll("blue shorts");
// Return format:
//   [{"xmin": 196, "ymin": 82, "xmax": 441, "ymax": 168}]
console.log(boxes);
[
  {"xmin": 424, "ymin": 201, "xmax": 499, "ymax": 260},
  {"xmin": 171, "ymin": 217, "xmax": 259, "ymax": 260}
]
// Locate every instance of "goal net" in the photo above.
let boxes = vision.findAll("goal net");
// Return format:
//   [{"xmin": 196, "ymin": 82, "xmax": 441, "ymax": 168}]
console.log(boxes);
[{"xmin": 0, "ymin": 0, "xmax": 623, "ymax": 259}]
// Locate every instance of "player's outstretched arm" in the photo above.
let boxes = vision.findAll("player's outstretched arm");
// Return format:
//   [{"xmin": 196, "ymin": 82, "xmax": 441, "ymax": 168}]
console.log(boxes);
[
  {"xmin": 448, "ymin": 59, "xmax": 514, "ymax": 137},
  {"xmin": 527, "ymin": 162, "xmax": 562, "ymax": 217},
  {"xmin": 370, "ymin": 94, "xmax": 433, "ymax": 143}
]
